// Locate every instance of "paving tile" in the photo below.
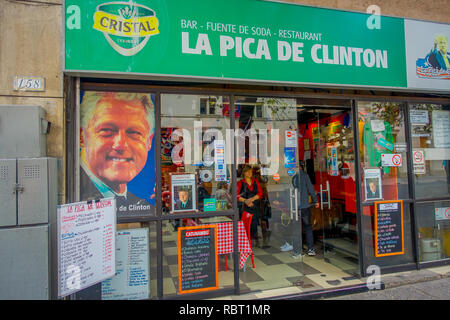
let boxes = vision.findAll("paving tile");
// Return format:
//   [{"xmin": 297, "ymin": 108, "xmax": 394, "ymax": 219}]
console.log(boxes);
[
  {"xmin": 256, "ymin": 254, "xmax": 284, "ymax": 266},
  {"xmin": 428, "ymin": 265, "xmax": 450, "ymax": 276},
  {"xmin": 306, "ymin": 273, "xmax": 363, "ymax": 289},
  {"xmin": 238, "ymin": 268, "xmax": 265, "ymax": 283},
  {"xmin": 254, "ymin": 286, "xmax": 303, "ymax": 299}
]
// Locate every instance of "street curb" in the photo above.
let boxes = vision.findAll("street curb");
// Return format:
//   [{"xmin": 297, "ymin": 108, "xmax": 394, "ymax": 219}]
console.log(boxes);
[
  {"xmin": 262, "ymin": 282, "xmax": 382, "ymax": 300},
  {"xmin": 382, "ymin": 270, "xmax": 450, "ymax": 290}
]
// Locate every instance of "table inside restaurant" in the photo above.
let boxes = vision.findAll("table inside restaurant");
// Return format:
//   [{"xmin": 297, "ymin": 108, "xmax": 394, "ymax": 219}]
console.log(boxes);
[{"xmin": 200, "ymin": 217, "xmax": 252, "ymax": 269}]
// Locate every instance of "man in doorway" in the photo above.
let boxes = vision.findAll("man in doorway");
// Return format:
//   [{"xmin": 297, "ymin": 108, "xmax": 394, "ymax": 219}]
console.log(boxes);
[
  {"xmin": 80, "ymin": 91, "xmax": 155, "ymax": 215},
  {"xmin": 284, "ymin": 161, "xmax": 319, "ymax": 258}
]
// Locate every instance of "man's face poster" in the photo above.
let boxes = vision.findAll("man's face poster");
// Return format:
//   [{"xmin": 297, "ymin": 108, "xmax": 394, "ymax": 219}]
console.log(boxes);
[{"xmin": 80, "ymin": 91, "xmax": 156, "ymax": 217}]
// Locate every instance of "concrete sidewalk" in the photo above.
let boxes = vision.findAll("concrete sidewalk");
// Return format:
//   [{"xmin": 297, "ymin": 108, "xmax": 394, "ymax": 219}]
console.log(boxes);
[{"xmin": 326, "ymin": 265, "xmax": 450, "ymax": 300}]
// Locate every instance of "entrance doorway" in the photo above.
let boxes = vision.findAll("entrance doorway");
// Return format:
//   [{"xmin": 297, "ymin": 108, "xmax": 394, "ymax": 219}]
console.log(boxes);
[
  {"xmin": 235, "ymin": 96, "xmax": 360, "ymax": 294},
  {"xmin": 297, "ymin": 100, "xmax": 359, "ymax": 276}
]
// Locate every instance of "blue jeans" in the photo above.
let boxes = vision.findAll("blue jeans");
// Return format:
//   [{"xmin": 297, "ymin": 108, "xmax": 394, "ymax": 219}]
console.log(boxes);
[{"xmin": 292, "ymin": 207, "xmax": 314, "ymax": 254}]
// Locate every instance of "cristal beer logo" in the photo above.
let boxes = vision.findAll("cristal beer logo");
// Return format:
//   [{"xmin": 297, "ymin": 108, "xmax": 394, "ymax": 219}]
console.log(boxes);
[{"xmin": 93, "ymin": 1, "xmax": 159, "ymax": 56}]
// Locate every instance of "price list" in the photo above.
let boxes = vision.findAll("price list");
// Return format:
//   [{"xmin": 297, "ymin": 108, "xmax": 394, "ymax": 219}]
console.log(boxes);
[
  {"xmin": 101, "ymin": 228, "xmax": 150, "ymax": 300},
  {"xmin": 375, "ymin": 201, "xmax": 404, "ymax": 257},
  {"xmin": 57, "ymin": 198, "xmax": 116, "ymax": 298},
  {"xmin": 178, "ymin": 225, "xmax": 218, "ymax": 294}
]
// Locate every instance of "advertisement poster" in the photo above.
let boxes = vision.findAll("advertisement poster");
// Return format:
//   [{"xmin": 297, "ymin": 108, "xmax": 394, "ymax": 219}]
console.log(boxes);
[
  {"xmin": 285, "ymin": 131, "xmax": 297, "ymax": 148},
  {"xmin": 214, "ymin": 140, "xmax": 227, "ymax": 182},
  {"xmin": 80, "ymin": 91, "xmax": 156, "ymax": 217},
  {"xmin": 101, "ymin": 228, "xmax": 150, "ymax": 300},
  {"xmin": 284, "ymin": 147, "xmax": 297, "ymax": 168},
  {"xmin": 203, "ymin": 198, "xmax": 217, "ymax": 212},
  {"xmin": 170, "ymin": 173, "xmax": 197, "ymax": 213},
  {"xmin": 435, "ymin": 207, "xmax": 450, "ymax": 221},
  {"xmin": 405, "ymin": 19, "xmax": 450, "ymax": 91},
  {"xmin": 364, "ymin": 168, "xmax": 383, "ymax": 201},
  {"xmin": 57, "ymin": 198, "xmax": 116, "ymax": 298},
  {"xmin": 329, "ymin": 146, "xmax": 339, "ymax": 176}
]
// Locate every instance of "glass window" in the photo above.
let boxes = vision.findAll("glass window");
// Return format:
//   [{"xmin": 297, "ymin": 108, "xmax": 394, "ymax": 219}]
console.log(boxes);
[
  {"xmin": 358, "ymin": 101, "xmax": 414, "ymax": 267},
  {"xmin": 358, "ymin": 101, "xmax": 409, "ymax": 202},
  {"xmin": 416, "ymin": 201, "xmax": 450, "ymax": 262},
  {"xmin": 409, "ymin": 104, "xmax": 450, "ymax": 199},
  {"xmin": 161, "ymin": 94, "xmax": 233, "ymax": 215}
]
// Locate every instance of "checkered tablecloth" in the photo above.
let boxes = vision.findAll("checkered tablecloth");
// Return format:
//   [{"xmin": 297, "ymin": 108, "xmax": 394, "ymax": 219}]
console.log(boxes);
[{"xmin": 216, "ymin": 221, "xmax": 252, "ymax": 269}]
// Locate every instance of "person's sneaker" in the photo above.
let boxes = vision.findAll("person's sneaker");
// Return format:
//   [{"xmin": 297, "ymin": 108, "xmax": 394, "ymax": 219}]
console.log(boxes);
[
  {"xmin": 307, "ymin": 249, "xmax": 316, "ymax": 256},
  {"xmin": 280, "ymin": 242, "xmax": 289, "ymax": 250},
  {"xmin": 292, "ymin": 252, "xmax": 305, "ymax": 259},
  {"xmin": 281, "ymin": 243, "xmax": 293, "ymax": 252}
]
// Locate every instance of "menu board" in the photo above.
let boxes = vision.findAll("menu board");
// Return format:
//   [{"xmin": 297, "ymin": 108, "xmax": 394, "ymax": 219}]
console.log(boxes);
[
  {"xmin": 178, "ymin": 225, "xmax": 218, "ymax": 294},
  {"xmin": 432, "ymin": 110, "xmax": 450, "ymax": 148},
  {"xmin": 101, "ymin": 228, "xmax": 150, "ymax": 300},
  {"xmin": 57, "ymin": 198, "xmax": 116, "ymax": 298},
  {"xmin": 374, "ymin": 200, "xmax": 404, "ymax": 257}
]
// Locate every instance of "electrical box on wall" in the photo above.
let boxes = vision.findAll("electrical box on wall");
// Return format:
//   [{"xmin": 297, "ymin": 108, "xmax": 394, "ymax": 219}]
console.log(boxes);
[
  {"xmin": 0, "ymin": 157, "xmax": 58, "ymax": 299},
  {"xmin": 0, "ymin": 105, "xmax": 49, "ymax": 158}
]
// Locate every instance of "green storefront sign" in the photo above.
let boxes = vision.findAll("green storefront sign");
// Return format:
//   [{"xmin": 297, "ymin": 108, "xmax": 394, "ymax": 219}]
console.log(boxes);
[{"xmin": 64, "ymin": 0, "xmax": 407, "ymax": 88}]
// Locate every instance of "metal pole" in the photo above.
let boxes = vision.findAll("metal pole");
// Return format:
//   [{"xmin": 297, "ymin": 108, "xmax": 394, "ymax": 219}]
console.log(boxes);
[
  {"xmin": 230, "ymin": 94, "xmax": 240, "ymax": 295},
  {"xmin": 352, "ymin": 100, "xmax": 367, "ymax": 277},
  {"xmin": 404, "ymin": 102, "xmax": 420, "ymax": 270}
]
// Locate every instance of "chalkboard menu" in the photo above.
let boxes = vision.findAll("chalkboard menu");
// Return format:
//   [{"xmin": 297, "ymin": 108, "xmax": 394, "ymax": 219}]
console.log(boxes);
[
  {"xmin": 374, "ymin": 200, "xmax": 404, "ymax": 257},
  {"xmin": 178, "ymin": 225, "xmax": 218, "ymax": 294}
]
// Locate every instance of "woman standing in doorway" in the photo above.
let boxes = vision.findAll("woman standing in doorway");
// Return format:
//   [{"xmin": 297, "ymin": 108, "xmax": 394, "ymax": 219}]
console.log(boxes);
[{"xmin": 237, "ymin": 165, "xmax": 263, "ymax": 241}]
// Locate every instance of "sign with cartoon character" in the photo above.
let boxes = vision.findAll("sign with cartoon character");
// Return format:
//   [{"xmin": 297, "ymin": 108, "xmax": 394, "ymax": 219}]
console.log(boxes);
[{"xmin": 405, "ymin": 19, "xmax": 450, "ymax": 91}]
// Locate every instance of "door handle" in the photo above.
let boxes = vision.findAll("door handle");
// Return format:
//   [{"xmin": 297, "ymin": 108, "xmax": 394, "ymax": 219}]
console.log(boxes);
[
  {"xmin": 320, "ymin": 184, "xmax": 323, "ymax": 210},
  {"xmin": 326, "ymin": 180, "xmax": 331, "ymax": 210},
  {"xmin": 289, "ymin": 187, "xmax": 299, "ymax": 221},
  {"xmin": 294, "ymin": 188, "xmax": 298, "ymax": 221},
  {"xmin": 320, "ymin": 181, "xmax": 331, "ymax": 210}
]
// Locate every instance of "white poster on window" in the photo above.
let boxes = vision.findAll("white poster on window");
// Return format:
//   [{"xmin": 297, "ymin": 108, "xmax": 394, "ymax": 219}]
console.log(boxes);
[
  {"xmin": 381, "ymin": 154, "xmax": 403, "ymax": 167},
  {"xmin": 285, "ymin": 130, "xmax": 297, "ymax": 148},
  {"xmin": 435, "ymin": 207, "xmax": 450, "ymax": 221},
  {"xmin": 410, "ymin": 110, "xmax": 430, "ymax": 125},
  {"xmin": 432, "ymin": 110, "xmax": 450, "ymax": 148},
  {"xmin": 57, "ymin": 198, "xmax": 116, "ymax": 298},
  {"xmin": 364, "ymin": 169, "xmax": 383, "ymax": 201},
  {"xmin": 101, "ymin": 228, "xmax": 150, "ymax": 300},
  {"xmin": 413, "ymin": 149, "xmax": 426, "ymax": 174}
]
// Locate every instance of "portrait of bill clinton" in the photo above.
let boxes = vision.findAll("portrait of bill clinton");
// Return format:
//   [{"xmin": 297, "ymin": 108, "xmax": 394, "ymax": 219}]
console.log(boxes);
[{"xmin": 80, "ymin": 91, "xmax": 155, "ymax": 216}]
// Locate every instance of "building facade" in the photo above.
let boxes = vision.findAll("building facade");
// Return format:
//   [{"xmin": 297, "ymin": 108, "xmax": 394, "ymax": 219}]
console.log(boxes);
[{"xmin": 1, "ymin": 0, "xmax": 449, "ymax": 299}]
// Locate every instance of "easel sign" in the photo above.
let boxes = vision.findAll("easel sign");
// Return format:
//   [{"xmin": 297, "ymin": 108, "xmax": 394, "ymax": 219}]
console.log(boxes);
[
  {"xmin": 374, "ymin": 200, "xmax": 404, "ymax": 257},
  {"xmin": 178, "ymin": 225, "xmax": 218, "ymax": 294}
]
